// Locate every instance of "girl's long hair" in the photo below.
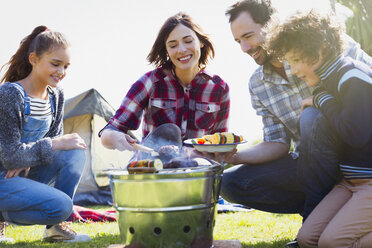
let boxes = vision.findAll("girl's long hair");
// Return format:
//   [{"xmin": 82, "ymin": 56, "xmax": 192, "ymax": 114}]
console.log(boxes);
[{"xmin": 1, "ymin": 25, "xmax": 69, "ymax": 84}]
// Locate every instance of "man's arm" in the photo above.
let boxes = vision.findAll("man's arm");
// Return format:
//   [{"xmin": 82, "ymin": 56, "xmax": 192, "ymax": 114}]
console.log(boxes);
[
  {"xmin": 239, "ymin": 78, "xmax": 292, "ymax": 164},
  {"xmin": 343, "ymin": 34, "xmax": 372, "ymax": 66},
  {"xmin": 228, "ymin": 141, "xmax": 290, "ymax": 165},
  {"xmin": 203, "ymin": 70, "xmax": 293, "ymax": 165}
]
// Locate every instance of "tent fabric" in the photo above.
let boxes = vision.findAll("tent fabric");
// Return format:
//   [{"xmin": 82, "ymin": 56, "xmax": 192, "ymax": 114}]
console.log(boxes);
[
  {"xmin": 64, "ymin": 88, "xmax": 114, "ymax": 121},
  {"xmin": 63, "ymin": 88, "xmax": 136, "ymax": 205}
]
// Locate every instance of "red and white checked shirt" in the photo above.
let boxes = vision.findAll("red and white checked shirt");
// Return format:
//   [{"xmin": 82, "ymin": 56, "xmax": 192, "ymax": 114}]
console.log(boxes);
[{"xmin": 103, "ymin": 67, "xmax": 230, "ymax": 140}]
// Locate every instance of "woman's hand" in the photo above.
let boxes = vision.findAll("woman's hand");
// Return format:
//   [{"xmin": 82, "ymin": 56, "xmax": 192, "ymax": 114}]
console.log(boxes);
[
  {"xmin": 301, "ymin": 96, "xmax": 314, "ymax": 112},
  {"xmin": 5, "ymin": 167, "xmax": 30, "ymax": 179},
  {"xmin": 100, "ymin": 129, "xmax": 137, "ymax": 151},
  {"xmin": 52, "ymin": 133, "xmax": 87, "ymax": 150}
]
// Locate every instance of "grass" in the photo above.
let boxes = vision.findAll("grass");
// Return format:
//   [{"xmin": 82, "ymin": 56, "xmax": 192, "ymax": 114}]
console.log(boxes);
[
  {"xmin": 1, "ymin": 208, "xmax": 302, "ymax": 248},
  {"xmin": 214, "ymin": 211, "xmax": 301, "ymax": 248}
]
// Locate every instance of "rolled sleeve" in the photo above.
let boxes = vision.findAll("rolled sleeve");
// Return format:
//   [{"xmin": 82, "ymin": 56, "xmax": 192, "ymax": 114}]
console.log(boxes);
[{"xmin": 250, "ymin": 85, "xmax": 291, "ymax": 145}]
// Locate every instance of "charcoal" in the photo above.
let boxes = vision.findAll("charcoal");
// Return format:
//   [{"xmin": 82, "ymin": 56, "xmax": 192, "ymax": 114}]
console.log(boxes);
[
  {"xmin": 158, "ymin": 145, "xmax": 180, "ymax": 163},
  {"xmin": 164, "ymin": 157, "xmax": 198, "ymax": 169}
]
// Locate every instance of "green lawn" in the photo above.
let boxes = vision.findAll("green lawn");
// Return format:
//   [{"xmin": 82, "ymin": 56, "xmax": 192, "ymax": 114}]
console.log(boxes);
[{"xmin": 1, "ymin": 209, "xmax": 302, "ymax": 248}]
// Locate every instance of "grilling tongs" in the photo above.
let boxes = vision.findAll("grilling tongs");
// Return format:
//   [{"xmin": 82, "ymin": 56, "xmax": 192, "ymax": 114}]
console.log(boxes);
[{"xmin": 132, "ymin": 143, "xmax": 159, "ymax": 157}]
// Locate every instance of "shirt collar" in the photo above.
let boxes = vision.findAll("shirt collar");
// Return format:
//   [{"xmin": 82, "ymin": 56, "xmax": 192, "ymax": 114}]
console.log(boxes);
[
  {"xmin": 162, "ymin": 67, "xmax": 212, "ymax": 84},
  {"xmin": 260, "ymin": 61, "xmax": 292, "ymax": 85},
  {"xmin": 314, "ymin": 54, "xmax": 342, "ymax": 81}
]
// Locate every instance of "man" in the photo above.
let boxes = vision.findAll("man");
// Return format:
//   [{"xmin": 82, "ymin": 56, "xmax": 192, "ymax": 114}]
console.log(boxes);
[{"xmin": 219, "ymin": 0, "xmax": 372, "ymax": 246}]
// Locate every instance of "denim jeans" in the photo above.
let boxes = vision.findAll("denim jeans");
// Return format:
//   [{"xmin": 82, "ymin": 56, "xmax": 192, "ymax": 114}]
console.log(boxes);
[
  {"xmin": 221, "ymin": 153, "xmax": 305, "ymax": 214},
  {"xmin": 298, "ymin": 107, "xmax": 342, "ymax": 220},
  {"xmin": 0, "ymin": 86, "xmax": 85, "ymax": 225},
  {"xmin": 221, "ymin": 107, "xmax": 341, "ymax": 217},
  {"xmin": 0, "ymin": 149, "xmax": 86, "ymax": 225}
]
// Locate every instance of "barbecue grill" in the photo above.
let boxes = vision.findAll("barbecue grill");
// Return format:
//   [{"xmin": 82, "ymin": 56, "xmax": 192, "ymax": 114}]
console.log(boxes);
[{"xmin": 107, "ymin": 162, "xmax": 222, "ymax": 248}]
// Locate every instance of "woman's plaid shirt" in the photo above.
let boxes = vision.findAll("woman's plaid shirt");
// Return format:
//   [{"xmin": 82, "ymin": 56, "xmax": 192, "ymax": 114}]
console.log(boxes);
[{"xmin": 105, "ymin": 67, "xmax": 230, "ymax": 140}]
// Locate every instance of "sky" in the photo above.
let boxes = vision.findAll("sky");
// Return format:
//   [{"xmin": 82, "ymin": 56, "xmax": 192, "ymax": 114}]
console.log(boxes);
[{"xmin": 0, "ymin": 0, "xmax": 335, "ymax": 142}]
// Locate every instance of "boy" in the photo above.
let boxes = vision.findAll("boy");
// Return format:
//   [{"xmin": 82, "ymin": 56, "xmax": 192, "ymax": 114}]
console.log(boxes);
[{"xmin": 269, "ymin": 10, "xmax": 372, "ymax": 247}]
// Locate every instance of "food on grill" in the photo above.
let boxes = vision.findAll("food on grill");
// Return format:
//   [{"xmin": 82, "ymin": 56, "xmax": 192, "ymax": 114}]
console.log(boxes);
[
  {"xmin": 128, "ymin": 159, "xmax": 163, "ymax": 170},
  {"xmin": 192, "ymin": 132, "xmax": 243, "ymax": 145},
  {"xmin": 163, "ymin": 157, "xmax": 198, "ymax": 169},
  {"xmin": 158, "ymin": 145, "xmax": 180, "ymax": 163}
]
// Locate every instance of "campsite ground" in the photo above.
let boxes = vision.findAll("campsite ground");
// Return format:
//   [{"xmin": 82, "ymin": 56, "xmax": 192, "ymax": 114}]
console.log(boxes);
[{"xmin": 2, "ymin": 209, "xmax": 302, "ymax": 248}]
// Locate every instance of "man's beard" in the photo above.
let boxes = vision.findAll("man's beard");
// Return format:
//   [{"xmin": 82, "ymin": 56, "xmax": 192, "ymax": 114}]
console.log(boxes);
[
  {"xmin": 248, "ymin": 46, "xmax": 271, "ymax": 65},
  {"xmin": 254, "ymin": 49, "xmax": 271, "ymax": 65}
]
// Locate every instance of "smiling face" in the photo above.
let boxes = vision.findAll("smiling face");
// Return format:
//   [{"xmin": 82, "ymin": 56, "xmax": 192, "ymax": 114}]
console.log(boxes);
[
  {"xmin": 165, "ymin": 24, "xmax": 203, "ymax": 73},
  {"xmin": 30, "ymin": 47, "xmax": 71, "ymax": 88},
  {"xmin": 230, "ymin": 11, "xmax": 269, "ymax": 65},
  {"xmin": 285, "ymin": 50, "xmax": 323, "ymax": 87}
]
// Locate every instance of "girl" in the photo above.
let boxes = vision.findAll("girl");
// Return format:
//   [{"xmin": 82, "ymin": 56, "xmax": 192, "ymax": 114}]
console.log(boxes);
[
  {"xmin": 100, "ymin": 12, "xmax": 230, "ymax": 158},
  {"xmin": 269, "ymin": 11, "xmax": 372, "ymax": 248},
  {"xmin": 0, "ymin": 26, "xmax": 90, "ymax": 243}
]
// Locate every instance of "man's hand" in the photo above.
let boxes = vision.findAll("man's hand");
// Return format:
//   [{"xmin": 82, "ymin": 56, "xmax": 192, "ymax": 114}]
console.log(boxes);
[
  {"xmin": 5, "ymin": 167, "xmax": 30, "ymax": 179},
  {"xmin": 195, "ymin": 149, "xmax": 237, "ymax": 164}
]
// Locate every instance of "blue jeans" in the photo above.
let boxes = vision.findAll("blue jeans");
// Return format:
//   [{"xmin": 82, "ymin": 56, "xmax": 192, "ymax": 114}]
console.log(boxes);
[
  {"xmin": 0, "ymin": 149, "xmax": 85, "ymax": 225},
  {"xmin": 221, "ymin": 107, "xmax": 341, "ymax": 217},
  {"xmin": 0, "ymin": 84, "xmax": 85, "ymax": 226},
  {"xmin": 298, "ymin": 107, "xmax": 342, "ymax": 220},
  {"xmin": 221, "ymin": 153, "xmax": 304, "ymax": 214}
]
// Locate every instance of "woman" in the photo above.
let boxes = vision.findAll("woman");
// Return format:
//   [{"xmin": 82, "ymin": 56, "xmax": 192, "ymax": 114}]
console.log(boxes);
[{"xmin": 100, "ymin": 12, "xmax": 230, "ymax": 157}]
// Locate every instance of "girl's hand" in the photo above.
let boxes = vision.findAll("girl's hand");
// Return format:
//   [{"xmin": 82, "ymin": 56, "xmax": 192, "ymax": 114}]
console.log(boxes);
[
  {"xmin": 52, "ymin": 133, "xmax": 87, "ymax": 150},
  {"xmin": 100, "ymin": 129, "xmax": 137, "ymax": 151},
  {"xmin": 5, "ymin": 167, "xmax": 30, "ymax": 179},
  {"xmin": 301, "ymin": 96, "xmax": 314, "ymax": 112}
]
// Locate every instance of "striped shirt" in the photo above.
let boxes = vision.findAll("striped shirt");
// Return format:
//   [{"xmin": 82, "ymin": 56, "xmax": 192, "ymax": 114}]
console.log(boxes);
[
  {"xmin": 102, "ymin": 67, "xmax": 230, "ymax": 140},
  {"xmin": 28, "ymin": 96, "xmax": 52, "ymax": 117},
  {"xmin": 249, "ymin": 34, "xmax": 372, "ymax": 149},
  {"xmin": 313, "ymin": 55, "xmax": 372, "ymax": 179},
  {"xmin": 339, "ymin": 165, "xmax": 372, "ymax": 179}
]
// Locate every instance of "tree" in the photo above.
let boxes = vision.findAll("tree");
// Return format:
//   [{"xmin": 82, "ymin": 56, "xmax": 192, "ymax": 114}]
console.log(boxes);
[{"xmin": 332, "ymin": 0, "xmax": 372, "ymax": 54}]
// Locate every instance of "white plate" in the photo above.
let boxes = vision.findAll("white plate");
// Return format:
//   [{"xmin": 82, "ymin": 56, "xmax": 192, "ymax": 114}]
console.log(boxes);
[{"xmin": 183, "ymin": 139, "xmax": 247, "ymax": 153}]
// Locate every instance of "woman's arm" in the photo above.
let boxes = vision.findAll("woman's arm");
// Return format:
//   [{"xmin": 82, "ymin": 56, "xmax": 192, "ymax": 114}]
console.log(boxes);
[
  {"xmin": 99, "ymin": 72, "xmax": 154, "ymax": 150},
  {"xmin": 212, "ymin": 79, "xmax": 230, "ymax": 133}
]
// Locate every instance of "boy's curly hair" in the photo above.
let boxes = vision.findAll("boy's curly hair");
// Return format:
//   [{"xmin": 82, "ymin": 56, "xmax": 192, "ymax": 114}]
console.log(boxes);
[{"xmin": 266, "ymin": 10, "xmax": 344, "ymax": 64}]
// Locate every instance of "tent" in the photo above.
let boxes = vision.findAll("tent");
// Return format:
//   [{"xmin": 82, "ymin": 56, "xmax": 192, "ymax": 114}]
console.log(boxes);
[{"xmin": 63, "ymin": 88, "xmax": 137, "ymax": 205}]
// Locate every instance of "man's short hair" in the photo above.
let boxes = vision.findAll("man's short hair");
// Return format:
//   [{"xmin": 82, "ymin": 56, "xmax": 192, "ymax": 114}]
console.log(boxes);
[{"xmin": 226, "ymin": 0, "xmax": 275, "ymax": 26}]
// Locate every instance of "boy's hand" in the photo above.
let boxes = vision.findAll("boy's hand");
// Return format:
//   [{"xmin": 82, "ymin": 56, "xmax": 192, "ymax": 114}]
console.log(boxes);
[
  {"xmin": 5, "ymin": 167, "xmax": 30, "ymax": 179},
  {"xmin": 301, "ymin": 96, "xmax": 314, "ymax": 111}
]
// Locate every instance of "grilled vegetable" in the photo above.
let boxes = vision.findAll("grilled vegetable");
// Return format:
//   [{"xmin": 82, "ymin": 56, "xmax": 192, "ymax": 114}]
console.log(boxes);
[
  {"xmin": 209, "ymin": 132, "xmax": 243, "ymax": 144},
  {"xmin": 128, "ymin": 159, "xmax": 163, "ymax": 170}
]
